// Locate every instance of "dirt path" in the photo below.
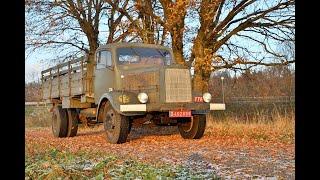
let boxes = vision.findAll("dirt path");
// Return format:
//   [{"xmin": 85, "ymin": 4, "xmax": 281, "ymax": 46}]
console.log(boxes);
[{"xmin": 26, "ymin": 124, "xmax": 295, "ymax": 179}]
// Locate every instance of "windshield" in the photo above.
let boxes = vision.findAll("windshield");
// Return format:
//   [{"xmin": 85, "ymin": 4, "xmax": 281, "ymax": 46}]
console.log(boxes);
[{"xmin": 117, "ymin": 47, "xmax": 172, "ymax": 66}]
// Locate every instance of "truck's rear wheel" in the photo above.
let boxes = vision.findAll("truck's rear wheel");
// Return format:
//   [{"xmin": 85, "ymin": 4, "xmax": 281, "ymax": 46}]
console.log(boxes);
[
  {"xmin": 67, "ymin": 109, "xmax": 78, "ymax": 137},
  {"xmin": 177, "ymin": 115, "xmax": 206, "ymax": 139},
  {"xmin": 52, "ymin": 105, "xmax": 68, "ymax": 138},
  {"xmin": 103, "ymin": 102, "xmax": 130, "ymax": 144}
]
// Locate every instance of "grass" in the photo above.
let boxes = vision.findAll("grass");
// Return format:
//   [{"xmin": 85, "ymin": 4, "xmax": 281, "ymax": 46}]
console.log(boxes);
[
  {"xmin": 25, "ymin": 147, "xmax": 220, "ymax": 179},
  {"xmin": 206, "ymin": 113, "xmax": 294, "ymax": 143},
  {"xmin": 25, "ymin": 102, "xmax": 295, "ymax": 143},
  {"xmin": 210, "ymin": 101, "xmax": 295, "ymax": 123},
  {"xmin": 204, "ymin": 101, "xmax": 295, "ymax": 143},
  {"xmin": 25, "ymin": 105, "xmax": 52, "ymax": 128}
]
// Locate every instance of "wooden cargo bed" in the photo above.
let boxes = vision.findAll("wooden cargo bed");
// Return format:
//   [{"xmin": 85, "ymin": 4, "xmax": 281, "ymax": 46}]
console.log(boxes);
[{"xmin": 41, "ymin": 57, "xmax": 90, "ymax": 100}]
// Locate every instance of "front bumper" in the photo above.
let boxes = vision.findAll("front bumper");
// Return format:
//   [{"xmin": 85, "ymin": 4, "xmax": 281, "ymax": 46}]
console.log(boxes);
[{"xmin": 120, "ymin": 103, "xmax": 226, "ymax": 112}]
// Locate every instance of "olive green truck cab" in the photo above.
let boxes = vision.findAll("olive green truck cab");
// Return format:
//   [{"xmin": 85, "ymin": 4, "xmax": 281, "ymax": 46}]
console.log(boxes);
[{"xmin": 41, "ymin": 43, "xmax": 225, "ymax": 144}]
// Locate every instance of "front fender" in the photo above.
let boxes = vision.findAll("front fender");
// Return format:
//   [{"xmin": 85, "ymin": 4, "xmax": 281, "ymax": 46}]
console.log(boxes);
[{"xmin": 96, "ymin": 91, "xmax": 144, "ymax": 120}]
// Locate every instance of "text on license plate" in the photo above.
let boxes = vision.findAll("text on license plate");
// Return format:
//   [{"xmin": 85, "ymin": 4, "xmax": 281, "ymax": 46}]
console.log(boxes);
[{"xmin": 169, "ymin": 110, "xmax": 192, "ymax": 117}]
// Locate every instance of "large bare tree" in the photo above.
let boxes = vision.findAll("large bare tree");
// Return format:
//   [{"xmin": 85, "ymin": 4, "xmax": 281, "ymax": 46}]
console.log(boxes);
[
  {"xmin": 190, "ymin": 0, "xmax": 295, "ymax": 92},
  {"xmin": 105, "ymin": 0, "xmax": 169, "ymax": 44},
  {"xmin": 107, "ymin": 0, "xmax": 294, "ymax": 92},
  {"xmin": 26, "ymin": 0, "xmax": 134, "ymax": 94},
  {"xmin": 25, "ymin": 0, "xmax": 132, "ymax": 61}
]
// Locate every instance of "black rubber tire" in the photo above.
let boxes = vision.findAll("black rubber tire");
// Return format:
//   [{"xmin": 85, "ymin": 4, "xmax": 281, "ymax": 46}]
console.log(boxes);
[
  {"xmin": 177, "ymin": 115, "xmax": 206, "ymax": 139},
  {"xmin": 52, "ymin": 105, "xmax": 68, "ymax": 138},
  {"xmin": 66, "ymin": 109, "xmax": 79, "ymax": 137},
  {"xmin": 103, "ymin": 102, "xmax": 130, "ymax": 144},
  {"xmin": 128, "ymin": 118, "xmax": 133, "ymax": 133}
]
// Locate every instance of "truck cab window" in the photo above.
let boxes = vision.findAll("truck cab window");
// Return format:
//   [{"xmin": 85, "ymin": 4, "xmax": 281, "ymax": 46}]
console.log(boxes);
[
  {"xmin": 96, "ymin": 50, "xmax": 112, "ymax": 69},
  {"xmin": 117, "ymin": 48, "xmax": 172, "ymax": 66}
]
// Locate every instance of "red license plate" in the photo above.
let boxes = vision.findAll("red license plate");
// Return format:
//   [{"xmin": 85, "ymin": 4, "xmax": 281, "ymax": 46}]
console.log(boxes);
[
  {"xmin": 194, "ymin": 96, "xmax": 204, "ymax": 102},
  {"xmin": 169, "ymin": 110, "xmax": 192, "ymax": 117}
]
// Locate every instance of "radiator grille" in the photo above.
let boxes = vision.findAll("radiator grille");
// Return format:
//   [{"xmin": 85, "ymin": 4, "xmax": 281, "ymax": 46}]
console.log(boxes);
[
  {"xmin": 123, "ymin": 71, "xmax": 159, "ymax": 103},
  {"xmin": 165, "ymin": 69, "xmax": 192, "ymax": 102}
]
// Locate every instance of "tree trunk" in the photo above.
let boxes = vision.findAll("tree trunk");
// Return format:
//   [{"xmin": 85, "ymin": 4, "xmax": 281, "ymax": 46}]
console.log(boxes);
[
  {"xmin": 171, "ymin": 31, "xmax": 184, "ymax": 65},
  {"xmin": 159, "ymin": 0, "xmax": 187, "ymax": 66},
  {"xmin": 86, "ymin": 51, "xmax": 95, "ymax": 96},
  {"xmin": 192, "ymin": 36, "xmax": 211, "ymax": 93},
  {"xmin": 86, "ymin": 32, "xmax": 99, "ymax": 96}
]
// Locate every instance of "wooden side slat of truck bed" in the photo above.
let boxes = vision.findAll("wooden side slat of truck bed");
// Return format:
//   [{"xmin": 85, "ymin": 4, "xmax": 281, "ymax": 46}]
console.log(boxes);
[
  {"xmin": 42, "ymin": 66, "xmax": 83, "ymax": 81},
  {"xmin": 42, "ymin": 70, "xmax": 86, "ymax": 99},
  {"xmin": 41, "ymin": 56, "xmax": 89, "ymax": 100},
  {"xmin": 41, "ymin": 57, "xmax": 84, "ymax": 74}
]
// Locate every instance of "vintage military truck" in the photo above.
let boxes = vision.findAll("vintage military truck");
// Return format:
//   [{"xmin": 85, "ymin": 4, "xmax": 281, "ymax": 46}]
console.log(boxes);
[{"xmin": 41, "ymin": 43, "xmax": 225, "ymax": 144}]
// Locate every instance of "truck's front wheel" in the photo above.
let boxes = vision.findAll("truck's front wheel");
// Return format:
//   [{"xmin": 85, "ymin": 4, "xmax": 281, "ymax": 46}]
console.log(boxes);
[
  {"xmin": 102, "ymin": 102, "xmax": 130, "ymax": 144},
  {"xmin": 52, "ymin": 105, "xmax": 68, "ymax": 138},
  {"xmin": 177, "ymin": 115, "xmax": 206, "ymax": 139}
]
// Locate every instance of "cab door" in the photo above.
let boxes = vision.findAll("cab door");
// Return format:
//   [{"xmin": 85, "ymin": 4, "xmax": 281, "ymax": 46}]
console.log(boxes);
[{"xmin": 94, "ymin": 49, "xmax": 114, "ymax": 104}]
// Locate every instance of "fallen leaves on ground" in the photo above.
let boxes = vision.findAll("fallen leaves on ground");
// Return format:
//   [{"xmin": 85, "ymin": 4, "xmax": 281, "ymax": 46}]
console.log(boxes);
[{"xmin": 26, "ymin": 121, "xmax": 294, "ymax": 179}]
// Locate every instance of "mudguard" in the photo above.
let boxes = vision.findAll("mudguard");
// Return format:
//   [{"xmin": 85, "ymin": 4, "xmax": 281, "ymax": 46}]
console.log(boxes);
[{"xmin": 96, "ymin": 91, "xmax": 144, "ymax": 120}]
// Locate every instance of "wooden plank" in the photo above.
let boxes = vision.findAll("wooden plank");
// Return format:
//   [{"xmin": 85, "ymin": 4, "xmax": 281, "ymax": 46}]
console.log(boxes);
[
  {"xmin": 60, "ymin": 76, "xmax": 70, "ymax": 97},
  {"xmin": 41, "ymin": 56, "xmax": 89, "ymax": 101},
  {"xmin": 43, "ymin": 71, "xmax": 86, "ymax": 99},
  {"xmin": 41, "ymin": 56, "xmax": 84, "ymax": 75},
  {"xmin": 42, "ymin": 66, "xmax": 82, "ymax": 80},
  {"xmin": 50, "ymin": 78, "xmax": 59, "ymax": 98},
  {"xmin": 42, "ymin": 81, "xmax": 51, "ymax": 99}
]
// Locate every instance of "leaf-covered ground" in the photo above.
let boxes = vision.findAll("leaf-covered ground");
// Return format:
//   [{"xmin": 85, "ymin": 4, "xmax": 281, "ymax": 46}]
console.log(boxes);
[{"xmin": 26, "ymin": 121, "xmax": 294, "ymax": 179}]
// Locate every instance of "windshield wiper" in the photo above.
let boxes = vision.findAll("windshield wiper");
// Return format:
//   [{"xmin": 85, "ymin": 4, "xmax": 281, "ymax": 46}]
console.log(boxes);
[
  {"xmin": 130, "ymin": 47, "xmax": 141, "ymax": 56},
  {"xmin": 156, "ymin": 49, "xmax": 165, "ymax": 57}
]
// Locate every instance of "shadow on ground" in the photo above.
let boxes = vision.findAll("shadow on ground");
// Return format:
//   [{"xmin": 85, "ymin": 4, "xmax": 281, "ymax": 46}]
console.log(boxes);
[
  {"xmin": 128, "ymin": 124, "xmax": 179, "ymax": 141},
  {"xmin": 76, "ymin": 117, "xmax": 180, "ymax": 141}
]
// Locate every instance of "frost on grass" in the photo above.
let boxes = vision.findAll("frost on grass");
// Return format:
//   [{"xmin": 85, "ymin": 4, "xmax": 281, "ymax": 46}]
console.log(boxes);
[{"xmin": 25, "ymin": 148, "xmax": 221, "ymax": 179}]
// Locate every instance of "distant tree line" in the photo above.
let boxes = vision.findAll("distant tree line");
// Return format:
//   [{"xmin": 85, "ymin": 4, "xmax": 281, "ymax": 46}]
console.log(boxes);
[
  {"xmin": 25, "ymin": 82, "xmax": 41, "ymax": 102},
  {"xmin": 209, "ymin": 66, "xmax": 295, "ymax": 100}
]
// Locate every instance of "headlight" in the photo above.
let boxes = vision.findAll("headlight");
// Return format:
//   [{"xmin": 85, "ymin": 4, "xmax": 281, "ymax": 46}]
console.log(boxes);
[
  {"xmin": 137, "ymin": 92, "xmax": 148, "ymax": 103},
  {"xmin": 202, "ymin": 92, "xmax": 212, "ymax": 103}
]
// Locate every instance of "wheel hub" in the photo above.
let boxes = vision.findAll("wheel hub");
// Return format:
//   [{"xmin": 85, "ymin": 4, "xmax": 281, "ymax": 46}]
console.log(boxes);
[{"xmin": 104, "ymin": 110, "xmax": 116, "ymax": 131}]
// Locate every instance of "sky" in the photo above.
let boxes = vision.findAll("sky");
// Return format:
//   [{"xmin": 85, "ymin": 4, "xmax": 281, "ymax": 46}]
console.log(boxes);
[
  {"xmin": 25, "ymin": 56, "xmax": 43, "ymax": 83},
  {"xmin": 25, "ymin": 50, "xmax": 55, "ymax": 83}
]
